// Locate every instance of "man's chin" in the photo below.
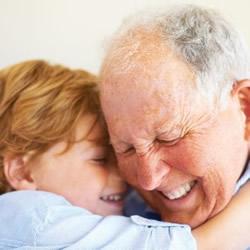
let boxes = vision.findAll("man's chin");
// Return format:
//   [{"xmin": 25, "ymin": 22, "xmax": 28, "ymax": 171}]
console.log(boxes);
[
  {"xmin": 138, "ymin": 189, "xmax": 217, "ymax": 228},
  {"xmin": 161, "ymin": 212, "xmax": 209, "ymax": 229}
]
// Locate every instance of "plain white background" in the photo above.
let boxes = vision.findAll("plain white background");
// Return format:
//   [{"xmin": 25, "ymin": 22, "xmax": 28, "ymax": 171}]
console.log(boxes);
[{"xmin": 0, "ymin": 0, "xmax": 249, "ymax": 74}]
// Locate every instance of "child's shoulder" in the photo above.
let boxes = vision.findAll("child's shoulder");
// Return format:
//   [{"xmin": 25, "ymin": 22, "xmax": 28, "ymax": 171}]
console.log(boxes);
[
  {"xmin": 0, "ymin": 190, "xmax": 74, "ymax": 227},
  {"xmin": 0, "ymin": 191, "xmax": 90, "ymax": 247},
  {"xmin": 0, "ymin": 190, "xmax": 71, "ymax": 209}
]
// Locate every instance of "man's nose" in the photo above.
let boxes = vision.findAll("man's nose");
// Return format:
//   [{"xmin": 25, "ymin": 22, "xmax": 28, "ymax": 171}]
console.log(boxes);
[{"xmin": 136, "ymin": 153, "xmax": 170, "ymax": 190}]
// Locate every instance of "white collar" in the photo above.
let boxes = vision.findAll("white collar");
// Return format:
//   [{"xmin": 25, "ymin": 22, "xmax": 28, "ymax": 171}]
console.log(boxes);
[{"xmin": 234, "ymin": 160, "xmax": 250, "ymax": 194}]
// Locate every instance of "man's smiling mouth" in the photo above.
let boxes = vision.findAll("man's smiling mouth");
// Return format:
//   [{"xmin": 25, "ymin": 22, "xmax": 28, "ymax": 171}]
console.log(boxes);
[{"xmin": 161, "ymin": 180, "xmax": 197, "ymax": 200}]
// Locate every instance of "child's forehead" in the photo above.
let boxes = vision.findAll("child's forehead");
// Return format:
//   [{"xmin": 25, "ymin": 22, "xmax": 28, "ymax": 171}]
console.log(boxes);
[
  {"xmin": 73, "ymin": 114, "xmax": 110, "ymax": 148},
  {"xmin": 75, "ymin": 114, "xmax": 106, "ymax": 137},
  {"xmin": 88, "ymin": 134, "xmax": 109, "ymax": 144}
]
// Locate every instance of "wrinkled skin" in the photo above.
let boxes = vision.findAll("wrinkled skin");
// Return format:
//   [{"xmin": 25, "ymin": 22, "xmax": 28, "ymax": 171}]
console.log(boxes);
[{"xmin": 100, "ymin": 34, "xmax": 249, "ymax": 227}]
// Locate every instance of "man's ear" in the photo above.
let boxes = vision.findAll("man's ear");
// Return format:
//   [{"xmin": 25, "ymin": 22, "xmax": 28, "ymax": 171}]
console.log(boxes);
[
  {"xmin": 3, "ymin": 154, "xmax": 37, "ymax": 191},
  {"xmin": 232, "ymin": 79, "xmax": 250, "ymax": 139}
]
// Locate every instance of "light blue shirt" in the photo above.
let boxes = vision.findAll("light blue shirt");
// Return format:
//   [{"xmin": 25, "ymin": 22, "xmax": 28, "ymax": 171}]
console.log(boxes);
[{"xmin": 0, "ymin": 191, "xmax": 196, "ymax": 250}]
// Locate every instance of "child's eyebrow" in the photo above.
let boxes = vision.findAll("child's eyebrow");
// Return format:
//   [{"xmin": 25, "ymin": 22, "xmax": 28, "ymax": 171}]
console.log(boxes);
[{"xmin": 87, "ymin": 135, "xmax": 110, "ymax": 146}]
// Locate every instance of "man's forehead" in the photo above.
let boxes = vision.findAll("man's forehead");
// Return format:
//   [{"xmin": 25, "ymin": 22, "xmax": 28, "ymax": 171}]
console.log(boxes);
[
  {"xmin": 103, "ymin": 87, "xmax": 188, "ymax": 140},
  {"xmin": 101, "ymin": 43, "xmax": 196, "ymax": 105},
  {"xmin": 102, "ymin": 67, "xmax": 195, "ymax": 121},
  {"xmin": 101, "ymin": 28, "xmax": 170, "ymax": 75},
  {"xmin": 100, "ymin": 32, "xmax": 199, "ymax": 140},
  {"xmin": 102, "ymin": 78, "xmax": 209, "ymax": 145},
  {"xmin": 107, "ymin": 101, "xmax": 212, "ymax": 149}
]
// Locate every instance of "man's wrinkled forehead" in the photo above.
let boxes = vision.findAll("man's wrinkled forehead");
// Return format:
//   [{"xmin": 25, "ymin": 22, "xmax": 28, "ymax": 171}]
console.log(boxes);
[
  {"xmin": 100, "ymin": 28, "xmax": 198, "ymax": 136},
  {"xmin": 101, "ymin": 59, "xmax": 195, "ymax": 120},
  {"xmin": 101, "ymin": 28, "xmax": 195, "ymax": 92},
  {"xmin": 101, "ymin": 77, "xmax": 196, "ymax": 143},
  {"xmin": 101, "ymin": 28, "xmax": 169, "ymax": 75}
]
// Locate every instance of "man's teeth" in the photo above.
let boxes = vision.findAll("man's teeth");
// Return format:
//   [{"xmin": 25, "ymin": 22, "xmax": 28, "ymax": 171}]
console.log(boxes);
[
  {"xmin": 101, "ymin": 194, "xmax": 123, "ymax": 202},
  {"xmin": 162, "ymin": 181, "xmax": 196, "ymax": 200}
]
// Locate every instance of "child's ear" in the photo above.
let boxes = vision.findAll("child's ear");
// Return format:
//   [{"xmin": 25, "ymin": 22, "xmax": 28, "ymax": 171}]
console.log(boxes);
[{"xmin": 3, "ymin": 154, "xmax": 37, "ymax": 191}]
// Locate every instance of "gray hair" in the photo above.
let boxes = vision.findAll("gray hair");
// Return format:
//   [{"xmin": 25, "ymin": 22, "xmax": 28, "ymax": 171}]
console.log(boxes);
[{"xmin": 102, "ymin": 5, "xmax": 250, "ymax": 109}]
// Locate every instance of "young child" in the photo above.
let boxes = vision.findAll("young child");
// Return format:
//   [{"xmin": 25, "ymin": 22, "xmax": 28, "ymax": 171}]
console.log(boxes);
[
  {"xmin": 0, "ymin": 60, "xmax": 127, "ymax": 216},
  {"xmin": 0, "ymin": 60, "xmax": 249, "ymax": 250}
]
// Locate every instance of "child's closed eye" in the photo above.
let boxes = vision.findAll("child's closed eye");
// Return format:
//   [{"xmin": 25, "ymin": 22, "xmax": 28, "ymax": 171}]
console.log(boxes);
[{"xmin": 92, "ymin": 157, "xmax": 107, "ymax": 164}]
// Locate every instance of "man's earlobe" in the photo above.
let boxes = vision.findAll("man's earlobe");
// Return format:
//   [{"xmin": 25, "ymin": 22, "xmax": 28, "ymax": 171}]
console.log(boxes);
[
  {"xmin": 3, "ymin": 155, "xmax": 37, "ymax": 191},
  {"xmin": 232, "ymin": 79, "xmax": 250, "ymax": 140}
]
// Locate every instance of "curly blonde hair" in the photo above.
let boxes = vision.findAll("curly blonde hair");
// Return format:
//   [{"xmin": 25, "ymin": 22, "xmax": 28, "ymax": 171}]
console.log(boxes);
[{"xmin": 0, "ymin": 60, "xmax": 101, "ymax": 194}]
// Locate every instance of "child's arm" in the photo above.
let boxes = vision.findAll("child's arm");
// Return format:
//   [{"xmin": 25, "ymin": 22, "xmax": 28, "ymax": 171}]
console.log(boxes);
[{"xmin": 193, "ymin": 182, "xmax": 250, "ymax": 250}]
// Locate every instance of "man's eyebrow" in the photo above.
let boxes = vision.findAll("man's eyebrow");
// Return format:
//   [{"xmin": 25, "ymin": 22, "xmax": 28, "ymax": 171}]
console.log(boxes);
[
  {"xmin": 109, "ymin": 138, "xmax": 126, "ymax": 147},
  {"xmin": 156, "ymin": 121, "xmax": 180, "ymax": 135}
]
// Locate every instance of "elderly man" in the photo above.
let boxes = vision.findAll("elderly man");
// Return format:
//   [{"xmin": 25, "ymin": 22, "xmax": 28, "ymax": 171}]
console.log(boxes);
[{"xmin": 100, "ymin": 4, "xmax": 250, "ymax": 232}]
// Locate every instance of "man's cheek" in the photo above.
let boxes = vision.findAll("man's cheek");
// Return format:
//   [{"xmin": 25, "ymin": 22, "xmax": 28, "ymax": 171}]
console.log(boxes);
[{"xmin": 119, "ymin": 161, "xmax": 137, "ymax": 185}]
